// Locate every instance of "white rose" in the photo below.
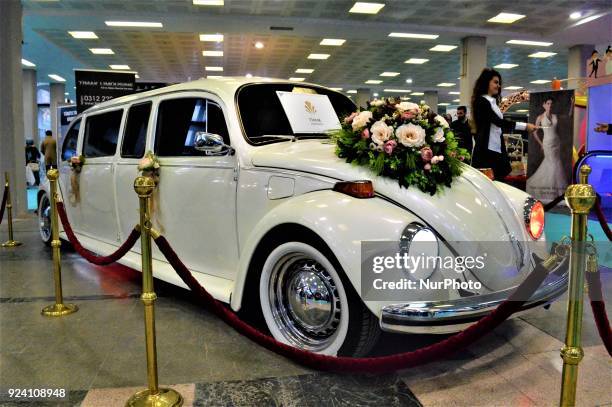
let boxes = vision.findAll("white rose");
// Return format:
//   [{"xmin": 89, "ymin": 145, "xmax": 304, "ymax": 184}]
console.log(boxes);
[
  {"xmin": 370, "ymin": 99, "xmax": 384, "ymax": 107},
  {"xmin": 370, "ymin": 120, "xmax": 394, "ymax": 145},
  {"xmin": 396, "ymin": 123, "xmax": 426, "ymax": 147},
  {"xmin": 351, "ymin": 111, "xmax": 373, "ymax": 130},
  {"xmin": 434, "ymin": 115, "xmax": 449, "ymax": 128},
  {"xmin": 433, "ymin": 127, "xmax": 446, "ymax": 143},
  {"xmin": 396, "ymin": 101, "xmax": 420, "ymax": 113}
]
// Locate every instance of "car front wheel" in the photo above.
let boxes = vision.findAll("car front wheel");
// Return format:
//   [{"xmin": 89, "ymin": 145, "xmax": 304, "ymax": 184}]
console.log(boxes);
[
  {"xmin": 38, "ymin": 193, "xmax": 52, "ymax": 246},
  {"xmin": 259, "ymin": 241, "xmax": 380, "ymax": 356}
]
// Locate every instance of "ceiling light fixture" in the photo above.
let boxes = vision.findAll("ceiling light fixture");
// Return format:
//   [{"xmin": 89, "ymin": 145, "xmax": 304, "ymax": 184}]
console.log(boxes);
[
  {"xmin": 494, "ymin": 63, "xmax": 518, "ymax": 69},
  {"xmin": 405, "ymin": 78, "xmax": 413, "ymax": 83},
  {"xmin": 348, "ymin": 2, "xmax": 385, "ymax": 14},
  {"xmin": 109, "ymin": 64, "xmax": 130, "ymax": 70},
  {"xmin": 529, "ymin": 52, "xmax": 557, "ymax": 58},
  {"xmin": 90, "ymin": 48, "xmax": 114, "ymax": 54},
  {"xmin": 411, "ymin": 92, "xmax": 424, "ymax": 96},
  {"xmin": 453, "ymin": 99, "xmax": 460, "ymax": 102},
  {"xmin": 388, "ymin": 32, "xmax": 439, "ymax": 39},
  {"xmin": 295, "ymin": 68, "xmax": 314, "ymax": 74},
  {"xmin": 487, "ymin": 12, "xmax": 525, "ymax": 24},
  {"xmin": 289, "ymin": 77, "xmax": 305, "ymax": 82},
  {"xmin": 384, "ymin": 88, "xmax": 411, "ymax": 93},
  {"xmin": 365, "ymin": 80, "xmax": 383, "ymax": 84},
  {"xmin": 320, "ymin": 39, "xmax": 346, "ymax": 46},
  {"xmin": 437, "ymin": 82, "xmax": 455, "ymax": 87},
  {"xmin": 448, "ymin": 91, "xmax": 460, "ymax": 95},
  {"xmin": 205, "ymin": 66, "xmax": 223, "ymax": 71},
  {"xmin": 405, "ymin": 58, "xmax": 428, "ymax": 64},
  {"xmin": 254, "ymin": 41, "xmax": 264, "ymax": 49},
  {"xmin": 506, "ymin": 39, "xmax": 552, "ymax": 47},
  {"xmin": 429, "ymin": 45, "xmax": 457, "ymax": 52},
  {"xmin": 105, "ymin": 21, "xmax": 163, "ymax": 28},
  {"xmin": 21, "ymin": 58, "xmax": 36, "ymax": 67},
  {"xmin": 504, "ymin": 86, "xmax": 523, "ymax": 90},
  {"xmin": 193, "ymin": 0, "xmax": 224, "ymax": 5},
  {"xmin": 200, "ymin": 34, "xmax": 224, "ymax": 42},
  {"xmin": 347, "ymin": 90, "xmax": 357, "ymax": 94},
  {"xmin": 380, "ymin": 72, "xmax": 400, "ymax": 77},
  {"xmin": 530, "ymin": 79, "xmax": 551, "ymax": 84},
  {"xmin": 373, "ymin": 93, "xmax": 379, "ymax": 97},
  {"xmin": 68, "ymin": 31, "xmax": 98, "ymax": 39},
  {"xmin": 48, "ymin": 74, "xmax": 66, "ymax": 82},
  {"xmin": 202, "ymin": 50, "xmax": 223, "ymax": 57},
  {"xmin": 308, "ymin": 53, "xmax": 330, "ymax": 60},
  {"xmin": 438, "ymin": 103, "xmax": 450, "ymax": 106}
]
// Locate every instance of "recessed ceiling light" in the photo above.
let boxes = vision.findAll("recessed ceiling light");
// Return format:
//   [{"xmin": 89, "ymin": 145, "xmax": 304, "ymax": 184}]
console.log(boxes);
[
  {"xmin": 289, "ymin": 77, "xmax": 305, "ymax": 82},
  {"xmin": 202, "ymin": 50, "xmax": 223, "ymax": 57},
  {"xmin": 109, "ymin": 64, "xmax": 130, "ymax": 70},
  {"xmin": 330, "ymin": 87, "xmax": 343, "ymax": 91},
  {"xmin": 494, "ymin": 63, "xmax": 518, "ymax": 69},
  {"xmin": 384, "ymin": 88, "xmax": 411, "ymax": 93},
  {"xmin": 254, "ymin": 41, "xmax": 264, "ymax": 49},
  {"xmin": 373, "ymin": 93, "xmax": 379, "ymax": 97},
  {"xmin": 487, "ymin": 12, "xmax": 525, "ymax": 24},
  {"xmin": 411, "ymin": 92, "xmax": 424, "ymax": 96},
  {"xmin": 437, "ymin": 83, "xmax": 455, "ymax": 87},
  {"xmin": 200, "ymin": 34, "xmax": 224, "ymax": 42},
  {"xmin": 529, "ymin": 52, "xmax": 557, "ymax": 58},
  {"xmin": 453, "ymin": 99, "xmax": 460, "ymax": 102},
  {"xmin": 90, "ymin": 48, "xmax": 114, "ymax": 54},
  {"xmin": 380, "ymin": 72, "xmax": 400, "ymax": 77},
  {"xmin": 388, "ymin": 32, "xmax": 439, "ymax": 39},
  {"xmin": 405, "ymin": 58, "xmax": 428, "ymax": 64},
  {"xmin": 347, "ymin": 90, "xmax": 357, "ymax": 94},
  {"xmin": 21, "ymin": 58, "xmax": 36, "ymax": 67},
  {"xmin": 530, "ymin": 79, "xmax": 551, "ymax": 84},
  {"xmin": 295, "ymin": 68, "xmax": 314, "ymax": 74},
  {"xmin": 348, "ymin": 2, "xmax": 385, "ymax": 14},
  {"xmin": 245, "ymin": 73, "xmax": 253, "ymax": 78},
  {"xmin": 320, "ymin": 39, "xmax": 345, "ymax": 46},
  {"xmin": 193, "ymin": 0, "xmax": 224, "ymax": 5},
  {"xmin": 308, "ymin": 53, "xmax": 330, "ymax": 60},
  {"xmin": 105, "ymin": 21, "xmax": 163, "ymax": 28},
  {"xmin": 405, "ymin": 78, "xmax": 413, "ymax": 83},
  {"xmin": 569, "ymin": 11, "xmax": 582, "ymax": 19},
  {"xmin": 205, "ymin": 66, "xmax": 223, "ymax": 71},
  {"xmin": 207, "ymin": 75, "xmax": 224, "ymax": 79},
  {"xmin": 438, "ymin": 103, "xmax": 450, "ymax": 106},
  {"xmin": 506, "ymin": 39, "xmax": 552, "ymax": 47},
  {"xmin": 68, "ymin": 31, "xmax": 98, "ymax": 39},
  {"xmin": 504, "ymin": 86, "xmax": 523, "ymax": 90},
  {"xmin": 365, "ymin": 80, "xmax": 383, "ymax": 84},
  {"xmin": 429, "ymin": 45, "xmax": 457, "ymax": 52},
  {"xmin": 448, "ymin": 91, "xmax": 460, "ymax": 95},
  {"xmin": 48, "ymin": 74, "xmax": 66, "ymax": 82}
]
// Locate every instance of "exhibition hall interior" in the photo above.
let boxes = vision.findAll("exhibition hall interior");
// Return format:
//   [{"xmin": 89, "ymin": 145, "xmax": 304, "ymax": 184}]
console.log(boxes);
[{"xmin": 1, "ymin": 0, "xmax": 611, "ymax": 406}]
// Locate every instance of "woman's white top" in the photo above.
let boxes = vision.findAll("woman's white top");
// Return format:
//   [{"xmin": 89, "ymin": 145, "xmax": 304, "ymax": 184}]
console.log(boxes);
[{"xmin": 483, "ymin": 95, "xmax": 526, "ymax": 153}]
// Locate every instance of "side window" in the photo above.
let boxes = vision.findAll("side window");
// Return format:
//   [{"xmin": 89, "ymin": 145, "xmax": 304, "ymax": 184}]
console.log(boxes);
[
  {"xmin": 61, "ymin": 118, "xmax": 81, "ymax": 161},
  {"xmin": 155, "ymin": 98, "xmax": 230, "ymax": 157},
  {"xmin": 121, "ymin": 102, "xmax": 151, "ymax": 158},
  {"xmin": 83, "ymin": 110, "xmax": 123, "ymax": 158}
]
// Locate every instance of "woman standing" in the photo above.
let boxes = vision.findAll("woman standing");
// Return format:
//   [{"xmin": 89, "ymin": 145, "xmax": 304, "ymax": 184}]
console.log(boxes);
[{"xmin": 471, "ymin": 68, "xmax": 537, "ymax": 180}]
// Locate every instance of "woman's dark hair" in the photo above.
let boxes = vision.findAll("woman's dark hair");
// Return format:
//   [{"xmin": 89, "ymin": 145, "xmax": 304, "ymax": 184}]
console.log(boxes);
[
  {"xmin": 591, "ymin": 50, "xmax": 599, "ymax": 56},
  {"xmin": 471, "ymin": 67, "xmax": 502, "ymax": 126}
]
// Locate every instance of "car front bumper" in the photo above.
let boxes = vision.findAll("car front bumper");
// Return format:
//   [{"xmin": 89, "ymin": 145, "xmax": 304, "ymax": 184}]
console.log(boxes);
[{"xmin": 380, "ymin": 258, "xmax": 568, "ymax": 334}]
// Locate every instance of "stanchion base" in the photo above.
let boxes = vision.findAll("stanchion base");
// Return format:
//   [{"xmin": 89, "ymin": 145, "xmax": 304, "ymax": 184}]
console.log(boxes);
[
  {"xmin": 126, "ymin": 388, "xmax": 183, "ymax": 407},
  {"xmin": 1, "ymin": 240, "xmax": 22, "ymax": 247},
  {"xmin": 41, "ymin": 303, "xmax": 79, "ymax": 317}
]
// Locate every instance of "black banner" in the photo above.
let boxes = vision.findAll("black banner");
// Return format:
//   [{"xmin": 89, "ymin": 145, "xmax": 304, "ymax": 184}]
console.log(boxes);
[{"xmin": 75, "ymin": 69, "xmax": 135, "ymax": 113}]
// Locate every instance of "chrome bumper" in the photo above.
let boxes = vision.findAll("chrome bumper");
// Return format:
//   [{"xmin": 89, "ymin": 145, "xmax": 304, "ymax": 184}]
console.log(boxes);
[{"xmin": 380, "ymin": 260, "xmax": 569, "ymax": 334}]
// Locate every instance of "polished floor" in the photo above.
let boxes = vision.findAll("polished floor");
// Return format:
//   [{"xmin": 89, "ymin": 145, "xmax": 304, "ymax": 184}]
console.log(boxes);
[{"xmin": 0, "ymin": 213, "xmax": 610, "ymax": 406}]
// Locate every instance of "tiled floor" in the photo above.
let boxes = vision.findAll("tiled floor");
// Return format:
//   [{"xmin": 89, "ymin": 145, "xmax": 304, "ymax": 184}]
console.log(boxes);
[{"xmin": 0, "ymin": 214, "xmax": 610, "ymax": 406}]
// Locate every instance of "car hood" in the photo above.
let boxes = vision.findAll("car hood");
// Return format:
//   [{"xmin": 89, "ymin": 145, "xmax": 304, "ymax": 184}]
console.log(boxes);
[{"xmin": 250, "ymin": 140, "xmax": 531, "ymax": 288}]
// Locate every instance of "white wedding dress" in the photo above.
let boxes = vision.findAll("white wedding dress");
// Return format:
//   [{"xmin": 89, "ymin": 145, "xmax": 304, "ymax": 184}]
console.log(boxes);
[{"xmin": 528, "ymin": 115, "xmax": 568, "ymax": 200}]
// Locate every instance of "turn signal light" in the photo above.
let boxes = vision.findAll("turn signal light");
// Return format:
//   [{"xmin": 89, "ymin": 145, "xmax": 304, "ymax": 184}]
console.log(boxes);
[
  {"xmin": 524, "ymin": 198, "xmax": 545, "ymax": 239},
  {"xmin": 478, "ymin": 168, "xmax": 495, "ymax": 180},
  {"xmin": 333, "ymin": 181, "xmax": 375, "ymax": 198}
]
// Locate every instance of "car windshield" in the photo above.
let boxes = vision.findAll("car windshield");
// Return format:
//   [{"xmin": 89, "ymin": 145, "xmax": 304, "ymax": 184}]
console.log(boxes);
[{"xmin": 236, "ymin": 83, "xmax": 355, "ymax": 145}]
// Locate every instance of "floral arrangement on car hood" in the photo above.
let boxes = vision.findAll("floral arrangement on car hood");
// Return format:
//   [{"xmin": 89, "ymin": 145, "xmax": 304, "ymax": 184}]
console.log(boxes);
[
  {"xmin": 333, "ymin": 99, "xmax": 470, "ymax": 195},
  {"xmin": 68, "ymin": 155, "xmax": 85, "ymax": 206}
]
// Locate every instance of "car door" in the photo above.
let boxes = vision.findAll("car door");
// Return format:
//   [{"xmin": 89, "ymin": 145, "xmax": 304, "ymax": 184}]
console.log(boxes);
[
  {"xmin": 78, "ymin": 108, "xmax": 123, "ymax": 244},
  {"xmin": 150, "ymin": 92, "xmax": 239, "ymax": 280}
]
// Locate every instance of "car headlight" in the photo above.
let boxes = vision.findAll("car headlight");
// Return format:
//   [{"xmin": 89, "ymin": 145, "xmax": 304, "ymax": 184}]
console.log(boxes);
[
  {"xmin": 524, "ymin": 197, "xmax": 545, "ymax": 240},
  {"xmin": 399, "ymin": 223, "xmax": 439, "ymax": 281}
]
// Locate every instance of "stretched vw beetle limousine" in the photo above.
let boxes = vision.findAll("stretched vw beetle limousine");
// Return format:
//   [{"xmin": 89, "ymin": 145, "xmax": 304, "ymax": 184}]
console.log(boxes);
[{"xmin": 39, "ymin": 78, "xmax": 568, "ymax": 356}]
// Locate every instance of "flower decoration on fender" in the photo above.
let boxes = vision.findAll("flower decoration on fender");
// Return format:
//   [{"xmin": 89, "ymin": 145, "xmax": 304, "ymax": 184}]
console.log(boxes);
[
  {"xmin": 68, "ymin": 155, "xmax": 85, "ymax": 205},
  {"xmin": 333, "ymin": 98, "xmax": 470, "ymax": 195},
  {"xmin": 138, "ymin": 151, "xmax": 161, "ymax": 184},
  {"xmin": 69, "ymin": 155, "xmax": 85, "ymax": 173}
]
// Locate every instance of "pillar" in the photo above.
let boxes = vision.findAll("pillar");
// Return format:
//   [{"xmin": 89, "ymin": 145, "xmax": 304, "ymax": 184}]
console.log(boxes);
[
  {"xmin": 424, "ymin": 91, "xmax": 438, "ymax": 112},
  {"xmin": 49, "ymin": 82, "xmax": 65, "ymax": 139},
  {"xmin": 356, "ymin": 88, "xmax": 370, "ymax": 109},
  {"xmin": 459, "ymin": 36, "xmax": 487, "ymax": 109},
  {"xmin": 0, "ymin": 0, "xmax": 27, "ymax": 215},
  {"xmin": 22, "ymin": 69, "xmax": 38, "ymax": 146}
]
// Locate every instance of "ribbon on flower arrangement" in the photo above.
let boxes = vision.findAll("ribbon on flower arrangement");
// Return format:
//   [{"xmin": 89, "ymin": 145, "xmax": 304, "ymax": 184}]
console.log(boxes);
[
  {"xmin": 137, "ymin": 151, "xmax": 163, "ymax": 233},
  {"xmin": 68, "ymin": 155, "xmax": 85, "ymax": 206}
]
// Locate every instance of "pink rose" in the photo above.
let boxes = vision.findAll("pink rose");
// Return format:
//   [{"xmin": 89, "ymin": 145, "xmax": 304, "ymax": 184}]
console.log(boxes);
[
  {"xmin": 431, "ymin": 155, "xmax": 444, "ymax": 164},
  {"xmin": 459, "ymin": 156, "xmax": 465, "ymax": 161},
  {"xmin": 384, "ymin": 140, "xmax": 397, "ymax": 154},
  {"xmin": 344, "ymin": 112, "xmax": 357, "ymax": 124},
  {"xmin": 420, "ymin": 147, "xmax": 433, "ymax": 162},
  {"xmin": 424, "ymin": 164, "xmax": 431, "ymax": 171},
  {"xmin": 370, "ymin": 120, "xmax": 393, "ymax": 145},
  {"xmin": 362, "ymin": 128, "xmax": 370, "ymax": 139},
  {"xmin": 401, "ymin": 111, "xmax": 415, "ymax": 121}
]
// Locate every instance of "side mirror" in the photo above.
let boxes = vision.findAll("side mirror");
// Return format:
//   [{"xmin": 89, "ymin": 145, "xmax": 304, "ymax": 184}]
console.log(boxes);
[{"xmin": 194, "ymin": 132, "xmax": 234, "ymax": 155}]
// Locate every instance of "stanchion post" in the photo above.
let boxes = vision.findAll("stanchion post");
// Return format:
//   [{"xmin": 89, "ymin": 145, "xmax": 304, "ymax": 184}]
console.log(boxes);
[
  {"xmin": 1, "ymin": 172, "xmax": 22, "ymax": 247},
  {"xmin": 41, "ymin": 169, "xmax": 78, "ymax": 317},
  {"xmin": 559, "ymin": 165, "xmax": 596, "ymax": 406},
  {"xmin": 127, "ymin": 176, "xmax": 182, "ymax": 407}
]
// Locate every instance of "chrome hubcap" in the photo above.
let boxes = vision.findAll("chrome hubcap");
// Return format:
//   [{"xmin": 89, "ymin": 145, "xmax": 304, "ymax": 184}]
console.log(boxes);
[
  {"xmin": 269, "ymin": 254, "xmax": 341, "ymax": 351},
  {"xmin": 39, "ymin": 197, "xmax": 51, "ymax": 241}
]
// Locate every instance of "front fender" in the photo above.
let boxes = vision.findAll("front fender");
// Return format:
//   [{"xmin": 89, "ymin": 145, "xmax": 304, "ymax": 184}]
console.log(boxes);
[{"xmin": 231, "ymin": 190, "xmax": 421, "ymax": 312}]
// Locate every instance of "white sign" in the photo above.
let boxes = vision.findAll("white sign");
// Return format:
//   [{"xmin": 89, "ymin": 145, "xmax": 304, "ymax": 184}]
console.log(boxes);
[{"xmin": 276, "ymin": 91, "xmax": 341, "ymax": 133}]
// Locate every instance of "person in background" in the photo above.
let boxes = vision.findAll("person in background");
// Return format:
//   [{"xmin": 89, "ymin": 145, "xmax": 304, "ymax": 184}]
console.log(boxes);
[
  {"xmin": 443, "ymin": 113, "xmax": 453, "ymax": 125},
  {"xmin": 450, "ymin": 106, "xmax": 473, "ymax": 156},
  {"xmin": 471, "ymin": 68, "xmax": 538, "ymax": 180},
  {"xmin": 41, "ymin": 130, "xmax": 57, "ymax": 172},
  {"xmin": 25, "ymin": 140, "xmax": 41, "ymax": 185}
]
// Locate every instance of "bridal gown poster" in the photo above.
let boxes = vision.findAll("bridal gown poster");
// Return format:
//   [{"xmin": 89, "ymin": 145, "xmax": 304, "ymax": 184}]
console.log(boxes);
[{"xmin": 526, "ymin": 90, "xmax": 574, "ymax": 202}]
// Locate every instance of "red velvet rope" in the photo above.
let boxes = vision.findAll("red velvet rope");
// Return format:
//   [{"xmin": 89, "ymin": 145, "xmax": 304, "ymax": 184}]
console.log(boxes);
[
  {"xmin": 0, "ymin": 186, "xmax": 7, "ymax": 226},
  {"xmin": 153, "ymin": 235, "xmax": 552, "ymax": 373},
  {"xmin": 56, "ymin": 202, "xmax": 141, "ymax": 266},
  {"xmin": 586, "ymin": 271, "xmax": 612, "ymax": 357}
]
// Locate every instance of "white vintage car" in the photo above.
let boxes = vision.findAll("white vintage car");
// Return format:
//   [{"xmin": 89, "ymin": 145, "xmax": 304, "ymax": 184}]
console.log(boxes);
[{"xmin": 38, "ymin": 78, "xmax": 567, "ymax": 356}]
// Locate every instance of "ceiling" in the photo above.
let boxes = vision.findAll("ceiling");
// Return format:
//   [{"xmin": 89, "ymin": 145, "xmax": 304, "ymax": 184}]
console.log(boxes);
[{"xmin": 21, "ymin": 0, "xmax": 612, "ymax": 106}]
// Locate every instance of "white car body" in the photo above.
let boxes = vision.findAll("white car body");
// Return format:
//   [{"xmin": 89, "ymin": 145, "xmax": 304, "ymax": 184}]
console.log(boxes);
[{"xmin": 38, "ymin": 77, "xmax": 567, "ymax": 356}]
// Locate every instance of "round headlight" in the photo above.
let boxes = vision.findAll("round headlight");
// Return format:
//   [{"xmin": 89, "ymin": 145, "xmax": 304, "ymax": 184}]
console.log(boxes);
[
  {"xmin": 524, "ymin": 198, "xmax": 545, "ymax": 240},
  {"xmin": 399, "ymin": 223, "xmax": 439, "ymax": 281}
]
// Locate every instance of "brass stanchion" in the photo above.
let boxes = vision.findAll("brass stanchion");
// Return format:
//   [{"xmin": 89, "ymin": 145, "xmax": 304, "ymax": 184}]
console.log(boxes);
[
  {"xmin": 559, "ymin": 165, "xmax": 596, "ymax": 406},
  {"xmin": 1, "ymin": 172, "xmax": 22, "ymax": 247},
  {"xmin": 127, "ymin": 176, "xmax": 182, "ymax": 407},
  {"xmin": 41, "ymin": 169, "xmax": 78, "ymax": 317}
]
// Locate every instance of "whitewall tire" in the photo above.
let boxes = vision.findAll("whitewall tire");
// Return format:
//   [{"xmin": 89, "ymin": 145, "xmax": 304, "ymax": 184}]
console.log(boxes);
[{"xmin": 38, "ymin": 193, "xmax": 52, "ymax": 246}]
